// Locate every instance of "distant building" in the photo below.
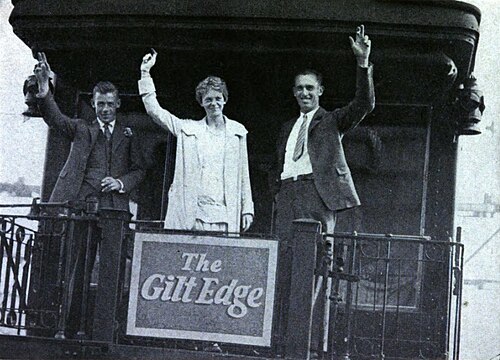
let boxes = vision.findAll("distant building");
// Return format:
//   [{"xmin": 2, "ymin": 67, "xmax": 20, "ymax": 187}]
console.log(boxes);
[
  {"xmin": 0, "ymin": 177, "xmax": 41, "ymax": 197},
  {"xmin": 457, "ymin": 193, "xmax": 500, "ymax": 218}
]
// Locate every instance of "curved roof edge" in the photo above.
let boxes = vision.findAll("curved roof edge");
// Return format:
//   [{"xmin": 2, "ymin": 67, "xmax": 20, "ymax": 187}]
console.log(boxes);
[{"xmin": 10, "ymin": 0, "xmax": 480, "ymax": 31}]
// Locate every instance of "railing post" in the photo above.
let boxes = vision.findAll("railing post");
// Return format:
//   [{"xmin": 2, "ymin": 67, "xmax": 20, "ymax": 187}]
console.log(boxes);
[
  {"xmin": 340, "ymin": 238, "xmax": 357, "ymax": 359},
  {"xmin": 285, "ymin": 219, "xmax": 322, "ymax": 360},
  {"xmin": 92, "ymin": 209, "xmax": 131, "ymax": 342}
]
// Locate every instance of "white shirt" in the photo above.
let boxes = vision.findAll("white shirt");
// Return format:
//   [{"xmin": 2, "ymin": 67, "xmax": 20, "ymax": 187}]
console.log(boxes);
[
  {"xmin": 97, "ymin": 118, "xmax": 115, "ymax": 135},
  {"xmin": 281, "ymin": 108, "xmax": 319, "ymax": 180}
]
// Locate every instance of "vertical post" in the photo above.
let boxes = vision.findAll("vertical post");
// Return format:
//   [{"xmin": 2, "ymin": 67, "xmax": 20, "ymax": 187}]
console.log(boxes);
[
  {"xmin": 341, "ymin": 238, "xmax": 357, "ymax": 359},
  {"xmin": 75, "ymin": 220, "xmax": 95, "ymax": 339},
  {"xmin": 54, "ymin": 218, "xmax": 74, "ymax": 339},
  {"xmin": 452, "ymin": 227, "xmax": 463, "ymax": 360},
  {"xmin": 92, "ymin": 209, "xmax": 131, "ymax": 342},
  {"xmin": 286, "ymin": 219, "xmax": 322, "ymax": 360},
  {"xmin": 319, "ymin": 236, "xmax": 334, "ymax": 354},
  {"xmin": 327, "ymin": 239, "xmax": 345, "ymax": 359},
  {"xmin": 379, "ymin": 240, "xmax": 392, "ymax": 359}
]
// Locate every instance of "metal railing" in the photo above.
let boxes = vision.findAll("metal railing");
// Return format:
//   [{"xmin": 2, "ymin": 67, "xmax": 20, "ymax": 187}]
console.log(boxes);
[
  {"xmin": 0, "ymin": 206, "xmax": 464, "ymax": 360},
  {"xmin": 0, "ymin": 215, "xmax": 37, "ymax": 334},
  {"xmin": 0, "ymin": 199, "xmax": 98, "ymax": 336},
  {"xmin": 316, "ymin": 232, "xmax": 464, "ymax": 360}
]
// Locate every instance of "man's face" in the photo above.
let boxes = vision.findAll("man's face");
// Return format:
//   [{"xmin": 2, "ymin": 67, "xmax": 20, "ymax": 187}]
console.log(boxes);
[
  {"xmin": 293, "ymin": 74, "xmax": 324, "ymax": 113},
  {"xmin": 201, "ymin": 89, "xmax": 225, "ymax": 118},
  {"xmin": 92, "ymin": 91, "xmax": 120, "ymax": 123}
]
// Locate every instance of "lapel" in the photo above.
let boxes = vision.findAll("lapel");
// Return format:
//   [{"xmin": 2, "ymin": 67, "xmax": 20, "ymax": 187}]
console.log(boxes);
[
  {"xmin": 225, "ymin": 116, "xmax": 246, "ymax": 138},
  {"xmin": 224, "ymin": 116, "xmax": 248, "ymax": 195},
  {"xmin": 181, "ymin": 118, "xmax": 206, "ymax": 138},
  {"xmin": 182, "ymin": 118, "xmax": 207, "ymax": 168},
  {"xmin": 223, "ymin": 117, "xmax": 246, "ymax": 191},
  {"xmin": 282, "ymin": 106, "xmax": 326, "ymax": 148},
  {"xmin": 89, "ymin": 119, "xmax": 101, "ymax": 149},
  {"xmin": 111, "ymin": 122, "xmax": 126, "ymax": 155},
  {"xmin": 308, "ymin": 107, "xmax": 326, "ymax": 134}
]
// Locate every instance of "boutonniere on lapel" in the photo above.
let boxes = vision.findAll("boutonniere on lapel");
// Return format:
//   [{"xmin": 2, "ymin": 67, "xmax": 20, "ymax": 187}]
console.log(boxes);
[{"xmin": 123, "ymin": 127, "xmax": 133, "ymax": 137}]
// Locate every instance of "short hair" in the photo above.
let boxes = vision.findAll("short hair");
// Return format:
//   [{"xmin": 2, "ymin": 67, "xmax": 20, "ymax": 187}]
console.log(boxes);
[
  {"xmin": 294, "ymin": 69, "xmax": 324, "ymax": 87},
  {"xmin": 195, "ymin": 76, "xmax": 228, "ymax": 105},
  {"xmin": 92, "ymin": 81, "xmax": 119, "ymax": 98}
]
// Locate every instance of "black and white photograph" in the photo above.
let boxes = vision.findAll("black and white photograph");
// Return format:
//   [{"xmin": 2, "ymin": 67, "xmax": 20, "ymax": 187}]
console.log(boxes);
[{"xmin": 0, "ymin": 1, "xmax": 498, "ymax": 359}]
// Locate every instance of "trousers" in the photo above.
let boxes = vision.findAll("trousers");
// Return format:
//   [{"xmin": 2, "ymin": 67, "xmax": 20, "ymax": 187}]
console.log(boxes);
[{"xmin": 274, "ymin": 177, "xmax": 337, "ymax": 352}]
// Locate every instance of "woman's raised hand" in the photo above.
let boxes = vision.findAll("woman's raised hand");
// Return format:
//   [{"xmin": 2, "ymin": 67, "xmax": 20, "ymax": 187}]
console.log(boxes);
[{"xmin": 141, "ymin": 48, "xmax": 158, "ymax": 73}]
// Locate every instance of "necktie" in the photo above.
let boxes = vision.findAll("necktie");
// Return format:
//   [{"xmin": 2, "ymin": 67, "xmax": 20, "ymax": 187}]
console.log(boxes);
[
  {"xmin": 292, "ymin": 114, "xmax": 308, "ymax": 161},
  {"xmin": 103, "ymin": 123, "xmax": 112, "ymax": 175},
  {"xmin": 103, "ymin": 123, "xmax": 112, "ymax": 141}
]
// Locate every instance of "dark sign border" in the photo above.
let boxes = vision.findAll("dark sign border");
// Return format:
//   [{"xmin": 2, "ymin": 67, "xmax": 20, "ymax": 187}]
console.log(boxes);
[{"xmin": 127, "ymin": 232, "xmax": 278, "ymax": 346}]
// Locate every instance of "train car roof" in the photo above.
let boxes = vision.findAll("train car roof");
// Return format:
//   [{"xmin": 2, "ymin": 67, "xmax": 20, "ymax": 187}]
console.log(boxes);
[
  {"xmin": 10, "ymin": 0, "xmax": 480, "ymax": 29},
  {"xmin": 9, "ymin": 0, "xmax": 481, "ymax": 104}
]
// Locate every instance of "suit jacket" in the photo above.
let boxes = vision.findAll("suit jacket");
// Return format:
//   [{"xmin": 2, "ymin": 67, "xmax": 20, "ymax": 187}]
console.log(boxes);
[
  {"xmin": 274, "ymin": 65, "xmax": 375, "ymax": 211},
  {"xmin": 39, "ymin": 94, "xmax": 145, "ymax": 211}
]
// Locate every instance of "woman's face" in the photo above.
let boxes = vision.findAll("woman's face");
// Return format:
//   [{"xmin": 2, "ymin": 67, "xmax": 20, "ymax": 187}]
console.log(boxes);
[{"xmin": 201, "ymin": 89, "xmax": 225, "ymax": 117}]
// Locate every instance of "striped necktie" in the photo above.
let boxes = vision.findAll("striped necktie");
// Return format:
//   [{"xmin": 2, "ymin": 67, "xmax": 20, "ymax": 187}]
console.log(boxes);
[
  {"xmin": 292, "ymin": 114, "xmax": 308, "ymax": 161},
  {"xmin": 103, "ymin": 123, "xmax": 112, "ymax": 142}
]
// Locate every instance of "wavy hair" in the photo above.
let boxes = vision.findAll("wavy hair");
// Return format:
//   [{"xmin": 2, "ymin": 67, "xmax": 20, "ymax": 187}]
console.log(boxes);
[
  {"xmin": 195, "ymin": 76, "xmax": 228, "ymax": 105},
  {"xmin": 92, "ymin": 81, "xmax": 119, "ymax": 98}
]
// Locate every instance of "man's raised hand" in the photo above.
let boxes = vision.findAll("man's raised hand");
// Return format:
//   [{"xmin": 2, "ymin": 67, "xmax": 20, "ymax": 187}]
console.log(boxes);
[
  {"xmin": 33, "ymin": 52, "xmax": 51, "ymax": 98},
  {"xmin": 141, "ymin": 48, "xmax": 158, "ymax": 74},
  {"xmin": 349, "ymin": 25, "xmax": 371, "ymax": 67}
]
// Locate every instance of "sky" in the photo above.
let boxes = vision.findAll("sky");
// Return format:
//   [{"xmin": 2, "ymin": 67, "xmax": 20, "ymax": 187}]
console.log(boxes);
[
  {"xmin": 456, "ymin": 0, "xmax": 500, "ymax": 204},
  {"xmin": 0, "ymin": 0, "xmax": 47, "ymax": 185}
]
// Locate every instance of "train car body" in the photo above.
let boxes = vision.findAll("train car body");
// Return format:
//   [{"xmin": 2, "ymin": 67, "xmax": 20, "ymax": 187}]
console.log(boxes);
[{"xmin": 0, "ymin": 1, "xmax": 481, "ymax": 359}]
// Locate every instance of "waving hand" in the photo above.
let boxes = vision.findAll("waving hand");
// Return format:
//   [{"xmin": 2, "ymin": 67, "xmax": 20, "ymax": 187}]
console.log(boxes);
[
  {"xmin": 141, "ymin": 48, "xmax": 158, "ymax": 74},
  {"xmin": 33, "ymin": 52, "xmax": 52, "ymax": 98},
  {"xmin": 349, "ymin": 25, "xmax": 371, "ymax": 67}
]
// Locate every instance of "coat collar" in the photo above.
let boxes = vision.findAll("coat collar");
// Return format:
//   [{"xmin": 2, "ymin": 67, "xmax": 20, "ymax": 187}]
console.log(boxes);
[
  {"xmin": 89, "ymin": 119, "xmax": 101, "ymax": 148},
  {"xmin": 181, "ymin": 116, "xmax": 247, "ymax": 137},
  {"xmin": 111, "ymin": 122, "xmax": 126, "ymax": 154},
  {"xmin": 89, "ymin": 118, "xmax": 126, "ymax": 153},
  {"xmin": 308, "ymin": 107, "xmax": 327, "ymax": 133},
  {"xmin": 283, "ymin": 106, "xmax": 326, "ymax": 140}
]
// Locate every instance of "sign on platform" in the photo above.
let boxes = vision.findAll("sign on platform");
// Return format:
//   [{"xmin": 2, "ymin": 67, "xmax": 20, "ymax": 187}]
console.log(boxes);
[{"xmin": 126, "ymin": 232, "xmax": 278, "ymax": 346}]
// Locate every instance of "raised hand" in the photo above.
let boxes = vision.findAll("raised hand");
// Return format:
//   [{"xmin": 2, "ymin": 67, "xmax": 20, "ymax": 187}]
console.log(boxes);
[
  {"xmin": 33, "ymin": 52, "xmax": 51, "ymax": 98},
  {"xmin": 349, "ymin": 25, "xmax": 371, "ymax": 67},
  {"xmin": 141, "ymin": 48, "xmax": 158, "ymax": 74}
]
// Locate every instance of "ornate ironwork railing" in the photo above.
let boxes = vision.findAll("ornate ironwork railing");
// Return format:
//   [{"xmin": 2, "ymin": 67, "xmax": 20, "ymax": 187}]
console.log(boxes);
[
  {"xmin": 318, "ymin": 232, "xmax": 463, "ymax": 360},
  {"xmin": 0, "ymin": 207, "xmax": 463, "ymax": 360},
  {"xmin": 0, "ymin": 211, "xmax": 77, "ymax": 334},
  {"xmin": 0, "ymin": 215, "xmax": 38, "ymax": 334},
  {"xmin": 0, "ymin": 199, "xmax": 94, "ymax": 336}
]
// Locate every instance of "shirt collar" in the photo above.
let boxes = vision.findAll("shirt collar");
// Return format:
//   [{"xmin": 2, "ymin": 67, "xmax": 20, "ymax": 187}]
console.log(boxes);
[
  {"xmin": 97, "ymin": 118, "xmax": 116, "ymax": 133},
  {"xmin": 300, "ymin": 107, "xmax": 320, "ymax": 122}
]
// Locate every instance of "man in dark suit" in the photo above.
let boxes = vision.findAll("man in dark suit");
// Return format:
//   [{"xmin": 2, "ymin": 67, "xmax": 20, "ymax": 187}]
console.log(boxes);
[
  {"xmin": 34, "ymin": 52, "xmax": 145, "ymax": 337},
  {"xmin": 272, "ymin": 25, "xmax": 375, "ymax": 352},
  {"xmin": 274, "ymin": 24, "xmax": 375, "ymax": 241}
]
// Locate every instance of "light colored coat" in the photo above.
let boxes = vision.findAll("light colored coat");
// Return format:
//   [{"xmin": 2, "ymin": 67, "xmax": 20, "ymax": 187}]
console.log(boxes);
[{"xmin": 139, "ymin": 77, "xmax": 254, "ymax": 233}]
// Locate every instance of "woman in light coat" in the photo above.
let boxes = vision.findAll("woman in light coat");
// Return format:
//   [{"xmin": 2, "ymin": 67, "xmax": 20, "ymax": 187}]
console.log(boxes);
[{"xmin": 138, "ymin": 50, "xmax": 254, "ymax": 233}]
